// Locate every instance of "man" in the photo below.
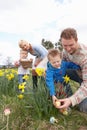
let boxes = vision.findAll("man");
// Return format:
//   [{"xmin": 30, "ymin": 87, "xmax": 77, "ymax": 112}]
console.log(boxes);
[{"xmin": 56, "ymin": 28, "xmax": 87, "ymax": 113}]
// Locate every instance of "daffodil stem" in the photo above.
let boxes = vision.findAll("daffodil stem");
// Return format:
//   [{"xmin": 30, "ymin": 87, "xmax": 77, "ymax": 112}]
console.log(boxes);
[
  {"xmin": 1, "ymin": 126, "xmax": 6, "ymax": 130},
  {"xmin": 6, "ymin": 115, "xmax": 9, "ymax": 130}
]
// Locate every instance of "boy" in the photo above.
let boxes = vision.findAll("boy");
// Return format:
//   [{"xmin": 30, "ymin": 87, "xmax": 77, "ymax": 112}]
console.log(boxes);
[
  {"xmin": 46, "ymin": 49, "xmax": 80, "ymax": 108},
  {"xmin": 15, "ymin": 49, "xmax": 32, "ymax": 84}
]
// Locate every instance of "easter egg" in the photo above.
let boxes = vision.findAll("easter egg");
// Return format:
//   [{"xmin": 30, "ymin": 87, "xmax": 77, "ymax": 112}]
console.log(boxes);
[
  {"xmin": 62, "ymin": 110, "xmax": 68, "ymax": 115},
  {"xmin": 50, "ymin": 116, "xmax": 58, "ymax": 124},
  {"xmin": 55, "ymin": 101, "xmax": 61, "ymax": 107},
  {"xmin": 50, "ymin": 117, "xmax": 55, "ymax": 124}
]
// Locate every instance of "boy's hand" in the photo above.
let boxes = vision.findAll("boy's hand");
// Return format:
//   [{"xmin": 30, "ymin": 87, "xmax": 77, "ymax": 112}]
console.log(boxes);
[
  {"xmin": 52, "ymin": 95, "xmax": 60, "ymax": 108},
  {"xmin": 14, "ymin": 61, "xmax": 20, "ymax": 67},
  {"xmin": 29, "ymin": 58, "xmax": 33, "ymax": 62}
]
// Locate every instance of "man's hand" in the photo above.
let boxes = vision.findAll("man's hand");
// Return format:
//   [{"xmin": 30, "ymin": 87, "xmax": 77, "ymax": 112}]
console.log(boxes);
[{"xmin": 56, "ymin": 98, "xmax": 72, "ymax": 109}]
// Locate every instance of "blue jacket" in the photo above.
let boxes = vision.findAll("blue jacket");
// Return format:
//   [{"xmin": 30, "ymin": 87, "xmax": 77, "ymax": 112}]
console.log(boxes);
[{"xmin": 46, "ymin": 60, "xmax": 80, "ymax": 96}]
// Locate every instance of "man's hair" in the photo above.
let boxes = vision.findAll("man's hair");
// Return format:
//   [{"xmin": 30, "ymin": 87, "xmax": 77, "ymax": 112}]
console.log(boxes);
[
  {"xmin": 60, "ymin": 28, "xmax": 78, "ymax": 41},
  {"xmin": 47, "ymin": 49, "xmax": 62, "ymax": 61}
]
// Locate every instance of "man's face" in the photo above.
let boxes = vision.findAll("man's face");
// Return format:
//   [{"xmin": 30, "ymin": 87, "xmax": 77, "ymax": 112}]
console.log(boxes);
[
  {"xmin": 49, "ymin": 55, "xmax": 61, "ymax": 69},
  {"xmin": 61, "ymin": 38, "xmax": 78, "ymax": 54}
]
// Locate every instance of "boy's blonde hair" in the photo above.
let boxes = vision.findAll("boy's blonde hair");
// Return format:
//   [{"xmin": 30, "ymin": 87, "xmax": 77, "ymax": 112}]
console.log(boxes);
[
  {"xmin": 20, "ymin": 49, "xmax": 28, "ymax": 54},
  {"xmin": 47, "ymin": 49, "xmax": 62, "ymax": 61},
  {"xmin": 20, "ymin": 49, "xmax": 28, "ymax": 59},
  {"xmin": 19, "ymin": 49, "xmax": 32, "ymax": 69}
]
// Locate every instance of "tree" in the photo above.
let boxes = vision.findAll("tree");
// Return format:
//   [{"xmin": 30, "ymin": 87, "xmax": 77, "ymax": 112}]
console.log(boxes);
[
  {"xmin": 41, "ymin": 38, "xmax": 54, "ymax": 50},
  {"xmin": 5, "ymin": 57, "xmax": 13, "ymax": 68},
  {"xmin": 54, "ymin": 39, "xmax": 63, "ymax": 51}
]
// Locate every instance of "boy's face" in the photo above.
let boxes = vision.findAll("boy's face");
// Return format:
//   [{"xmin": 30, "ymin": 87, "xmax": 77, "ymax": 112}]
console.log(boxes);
[
  {"xmin": 49, "ymin": 55, "xmax": 61, "ymax": 68},
  {"xmin": 20, "ymin": 51, "xmax": 28, "ymax": 59}
]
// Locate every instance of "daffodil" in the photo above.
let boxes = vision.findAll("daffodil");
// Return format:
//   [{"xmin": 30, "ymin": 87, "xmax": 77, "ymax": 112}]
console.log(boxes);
[
  {"xmin": 35, "ymin": 68, "xmax": 45, "ymax": 76},
  {"xmin": 22, "ymin": 82, "xmax": 26, "ymax": 86},
  {"xmin": 21, "ymin": 89, "xmax": 25, "ymax": 93},
  {"xmin": 63, "ymin": 75, "xmax": 70, "ymax": 84},
  {"xmin": 0, "ymin": 70, "xmax": 4, "ymax": 76},
  {"xmin": 11, "ymin": 69, "xmax": 17, "ymax": 74},
  {"xmin": 18, "ymin": 82, "xmax": 26, "ymax": 93},
  {"xmin": 18, "ymin": 83, "xmax": 25, "ymax": 90},
  {"xmin": 17, "ymin": 94, "xmax": 24, "ymax": 99},
  {"xmin": 6, "ymin": 73, "xmax": 14, "ymax": 80},
  {"xmin": 23, "ymin": 74, "xmax": 29, "ymax": 80},
  {"xmin": 5, "ymin": 69, "xmax": 9, "ymax": 73}
]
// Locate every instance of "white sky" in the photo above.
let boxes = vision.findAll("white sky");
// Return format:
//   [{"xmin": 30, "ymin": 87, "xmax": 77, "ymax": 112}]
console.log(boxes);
[{"xmin": 0, "ymin": 0, "xmax": 87, "ymax": 64}]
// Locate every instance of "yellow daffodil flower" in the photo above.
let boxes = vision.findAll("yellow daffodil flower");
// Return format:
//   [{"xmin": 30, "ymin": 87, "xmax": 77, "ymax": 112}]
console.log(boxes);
[
  {"xmin": 18, "ymin": 84, "xmax": 25, "ymax": 90},
  {"xmin": 0, "ymin": 70, "xmax": 4, "ymax": 76},
  {"xmin": 11, "ymin": 69, "xmax": 17, "ymax": 74},
  {"xmin": 6, "ymin": 73, "xmax": 14, "ymax": 80},
  {"xmin": 63, "ymin": 75, "xmax": 70, "ymax": 84},
  {"xmin": 22, "ymin": 82, "xmax": 26, "ymax": 86},
  {"xmin": 35, "ymin": 68, "xmax": 45, "ymax": 76},
  {"xmin": 21, "ymin": 89, "xmax": 25, "ymax": 93},
  {"xmin": 17, "ymin": 94, "xmax": 24, "ymax": 99},
  {"xmin": 23, "ymin": 74, "xmax": 29, "ymax": 80},
  {"xmin": 5, "ymin": 69, "xmax": 9, "ymax": 73}
]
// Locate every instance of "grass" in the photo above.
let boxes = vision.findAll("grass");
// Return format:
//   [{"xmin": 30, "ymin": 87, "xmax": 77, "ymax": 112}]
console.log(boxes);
[{"xmin": 0, "ymin": 68, "xmax": 87, "ymax": 130}]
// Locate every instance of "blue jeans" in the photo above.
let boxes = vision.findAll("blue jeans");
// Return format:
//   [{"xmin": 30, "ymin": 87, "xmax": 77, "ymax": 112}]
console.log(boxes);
[
  {"xmin": 18, "ymin": 74, "xmax": 25, "ymax": 84},
  {"xmin": 78, "ymin": 98, "xmax": 87, "ymax": 113},
  {"xmin": 63, "ymin": 82, "xmax": 73, "ymax": 97},
  {"xmin": 66, "ymin": 69, "xmax": 87, "ymax": 113},
  {"xmin": 32, "ymin": 75, "xmax": 38, "ymax": 89},
  {"xmin": 66, "ymin": 69, "xmax": 82, "ymax": 85}
]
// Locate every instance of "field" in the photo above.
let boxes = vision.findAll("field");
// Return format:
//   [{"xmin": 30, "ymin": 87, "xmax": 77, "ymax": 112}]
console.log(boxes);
[{"xmin": 0, "ymin": 68, "xmax": 87, "ymax": 130}]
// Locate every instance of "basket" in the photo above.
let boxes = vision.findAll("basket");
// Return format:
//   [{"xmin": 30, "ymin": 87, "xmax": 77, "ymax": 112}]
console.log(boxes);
[{"xmin": 20, "ymin": 59, "xmax": 33, "ymax": 69}]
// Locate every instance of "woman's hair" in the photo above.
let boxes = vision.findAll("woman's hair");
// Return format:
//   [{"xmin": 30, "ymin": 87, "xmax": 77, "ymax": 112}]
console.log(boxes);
[
  {"xmin": 47, "ymin": 49, "xmax": 62, "ymax": 61},
  {"xmin": 60, "ymin": 28, "xmax": 78, "ymax": 41},
  {"xmin": 18, "ymin": 40, "xmax": 29, "ymax": 48},
  {"xmin": 18, "ymin": 40, "xmax": 33, "ymax": 53}
]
